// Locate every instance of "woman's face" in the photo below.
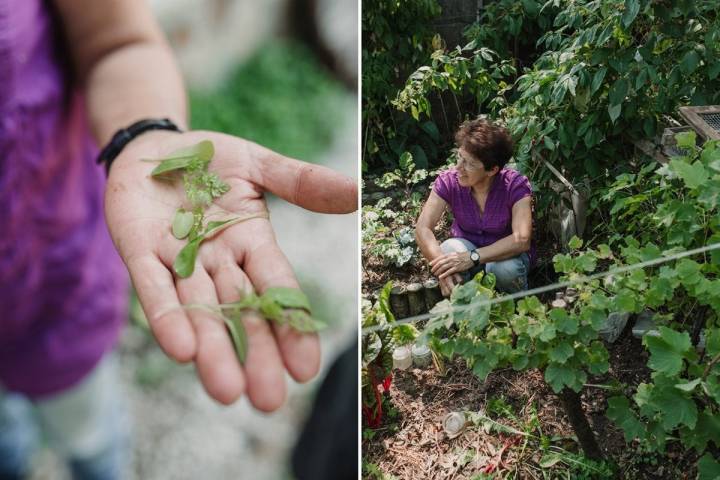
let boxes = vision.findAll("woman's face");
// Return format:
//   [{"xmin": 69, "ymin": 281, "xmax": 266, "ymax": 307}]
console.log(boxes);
[{"xmin": 455, "ymin": 147, "xmax": 498, "ymax": 188}]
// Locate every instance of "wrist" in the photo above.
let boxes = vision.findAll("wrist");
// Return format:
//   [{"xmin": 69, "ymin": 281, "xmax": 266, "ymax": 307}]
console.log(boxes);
[{"xmin": 97, "ymin": 118, "xmax": 184, "ymax": 174}]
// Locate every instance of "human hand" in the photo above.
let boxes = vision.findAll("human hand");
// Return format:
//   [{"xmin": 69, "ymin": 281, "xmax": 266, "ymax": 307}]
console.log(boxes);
[
  {"xmin": 438, "ymin": 274, "xmax": 462, "ymax": 297},
  {"xmin": 104, "ymin": 130, "xmax": 357, "ymax": 409},
  {"xmin": 430, "ymin": 251, "xmax": 474, "ymax": 279}
]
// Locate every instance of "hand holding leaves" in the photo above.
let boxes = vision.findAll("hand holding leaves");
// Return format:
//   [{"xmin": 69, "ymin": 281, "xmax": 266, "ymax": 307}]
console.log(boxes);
[{"xmin": 104, "ymin": 130, "xmax": 357, "ymax": 408}]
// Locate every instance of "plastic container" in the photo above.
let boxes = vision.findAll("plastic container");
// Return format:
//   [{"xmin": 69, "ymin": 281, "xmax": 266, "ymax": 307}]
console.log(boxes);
[
  {"xmin": 392, "ymin": 346, "xmax": 412, "ymax": 370},
  {"xmin": 406, "ymin": 282, "xmax": 427, "ymax": 316},
  {"xmin": 423, "ymin": 278, "xmax": 443, "ymax": 309},
  {"xmin": 443, "ymin": 411, "xmax": 467, "ymax": 439},
  {"xmin": 389, "ymin": 285, "xmax": 410, "ymax": 319},
  {"xmin": 411, "ymin": 343, "xmax": 432, "ymax": 368}
]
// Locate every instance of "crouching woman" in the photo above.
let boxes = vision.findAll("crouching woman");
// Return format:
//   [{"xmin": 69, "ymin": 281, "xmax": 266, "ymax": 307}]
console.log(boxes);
[{"xmin": 415, "ymin": 119, "xmax": 534, "ymax": 297}]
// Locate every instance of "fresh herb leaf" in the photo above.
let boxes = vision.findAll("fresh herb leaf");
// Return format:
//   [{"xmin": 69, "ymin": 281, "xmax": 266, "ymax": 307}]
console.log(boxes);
[
  {"xmin": 172, "ymin": 209, "xmax": 195, "ymax": 239},
  {"xmin": 173, "ymin": 237, "xmax": 202, "ymax": 278}
]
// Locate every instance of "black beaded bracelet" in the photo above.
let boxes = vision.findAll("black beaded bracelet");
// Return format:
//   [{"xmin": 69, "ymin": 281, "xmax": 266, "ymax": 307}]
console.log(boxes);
[{"xmin": 96, "ymin": 118, "xmax": 183, "ymax": 174}]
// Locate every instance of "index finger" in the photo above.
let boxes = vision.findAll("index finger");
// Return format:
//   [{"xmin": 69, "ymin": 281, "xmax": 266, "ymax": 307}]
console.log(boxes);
[{"xmin": 253, "ymin": 145, "xmax": 357, "ymax": 214}]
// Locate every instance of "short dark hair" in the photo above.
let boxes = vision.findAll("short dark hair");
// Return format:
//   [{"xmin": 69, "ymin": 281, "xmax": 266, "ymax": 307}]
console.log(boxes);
[{"xmin": 454, "ymin": 119, "xmax": 514, "ymax": 171}]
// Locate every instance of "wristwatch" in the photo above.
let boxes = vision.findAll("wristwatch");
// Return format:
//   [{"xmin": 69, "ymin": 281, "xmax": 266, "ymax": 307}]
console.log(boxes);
[{"xmin": 470, "ymin": 250, "xmax": 481, "ymax": 266}]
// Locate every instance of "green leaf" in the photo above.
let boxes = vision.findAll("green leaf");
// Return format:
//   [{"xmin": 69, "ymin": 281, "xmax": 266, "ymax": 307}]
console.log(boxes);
[
  {"xmin": 172, "ymin": 209, "xmax": 195, "ymax": 239},
  {"xmin": 608, "ymin": 103, "xmax": 622, "ymax": 123},
  {"xmin": 283, "ymin": 309, "xmax": 326, "ymax": 332},
  {"xmin": 608, "ymin": 78, "xmax": 629, "ymax": 107},
  {"xmin": 150, "ymin": 140, "xmax": 214, "ymax": 176},
  {"xmin": 675, "ymin": 378, "xmax": 702, "ymax": 392},
  {"xmin": 607, "ymin": 396, "xmax": 645, "ymax": 442},
  {"xmin": 203, "ymin": 217, "xmax": 242, "ymax": 238},
  {"xmin": 259, "ymin": 294, "xmax": 284, "ymax": 321},
  {"xmin": 420, "ymin": 121, "xmax": 440, "ymax": 142},
  {"xmin": 551, "ymin": 308, "xmax": 579, "ymax": 334},
  {"xmin": 654, "ymin": 387, "xmax": 697, "ymax": 430},
  {"xmin": 549, "ymin": 342, "xmax": 574, "ymax": 364},
  {"xmin": 224, "ymin": 313, "xmax": 248, "ymax": 364},
  {"xmin": 680, "ymin": 50, "xmax": 700, "ymax": 75},
  {"xmin": 621, "ymin": 0, "xmax": 640, "ymax": 28},
  {"xmin": 643, "ymin": 327, "xmax": 691, "ymax": 376},
  {"xmin": 675, "ymin": 130, "xmax": 697, "ymax": 150},
  {"xmin": 590, "ymin": 67, "xmax": 607, "ymax": 94},
  {"xmin": 545, "ymin": 363, "xmax": 580, "ymax": 393},
  {"xmin": 173, "ymin": 237, "xmax": 202, "ymax": 278},
  {"xmin": 568, "ymin": 236, "xmax": 583, "ymax": 250},
  {"xmin": 262, "ymin": 287, "xmax": 311, "ymax": 311},
  {"xmin": 698, "ymin": 454, "xmax": 720, "ymax": 480},
  {"xmin": 670, "ymin": 159, "xmax": 708, "ymax": 189}
]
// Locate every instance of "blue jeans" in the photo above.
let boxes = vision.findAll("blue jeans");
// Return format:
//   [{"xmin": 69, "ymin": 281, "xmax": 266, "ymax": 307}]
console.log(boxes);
[
  {"xmin": 440, "ymin": 238, "xmax": 530, "ymax": 293},
  {"xmin": 0, "ymin": 354, "xmax": 130, "ymax": 480}
]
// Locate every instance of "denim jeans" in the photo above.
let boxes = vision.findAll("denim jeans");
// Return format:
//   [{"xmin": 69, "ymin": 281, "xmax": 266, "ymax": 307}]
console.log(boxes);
[
  {"xmin": 440, "ymin": 238, "xmax": 530, "ymax": 293},
  {"xmin": 0, "ymin": 354, "xmax": 130, "ymax": 480}
]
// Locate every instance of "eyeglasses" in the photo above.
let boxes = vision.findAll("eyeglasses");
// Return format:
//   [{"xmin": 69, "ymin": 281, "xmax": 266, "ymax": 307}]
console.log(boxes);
[{"xmin": 453, "ymin": 149, "xmax": 485, "ymax": 172}]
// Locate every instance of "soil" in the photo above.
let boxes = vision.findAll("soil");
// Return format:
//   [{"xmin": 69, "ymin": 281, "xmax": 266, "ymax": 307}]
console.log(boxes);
[
  {"xmin": 364, "ymin": 329, "xmax": 699, "ymax": 479},
  {"xmin": 362, "ymin": 195, "xmax": 700, "ymax": 479}
]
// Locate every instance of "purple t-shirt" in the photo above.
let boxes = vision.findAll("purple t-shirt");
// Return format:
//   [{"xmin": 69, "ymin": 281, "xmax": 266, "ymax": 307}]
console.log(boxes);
[
  {"xmin": 0, "ymin": 0, "xmax": 128, "ymax": 397},
  {"xmin": 433, "ymin": 167, "xmax": 535, "ymax": 264}
]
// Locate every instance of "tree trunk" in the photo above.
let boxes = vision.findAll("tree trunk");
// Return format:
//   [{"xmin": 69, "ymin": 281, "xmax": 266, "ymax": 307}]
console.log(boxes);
[{"xmin": 556, "ymin": 388, "xmax": 604, "ymax": 461}]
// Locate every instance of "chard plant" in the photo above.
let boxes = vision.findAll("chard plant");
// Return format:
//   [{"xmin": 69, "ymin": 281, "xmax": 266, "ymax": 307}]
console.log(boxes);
[{"xmin": 146, "ymin": 141, "xmax": 324, "ymax": 363}]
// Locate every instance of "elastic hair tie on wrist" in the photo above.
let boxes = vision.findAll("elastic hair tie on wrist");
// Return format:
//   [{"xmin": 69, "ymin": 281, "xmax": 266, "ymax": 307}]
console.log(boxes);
[{"xmin": 97, "ymin": 118, "xmax": 183, "ymax": 175}]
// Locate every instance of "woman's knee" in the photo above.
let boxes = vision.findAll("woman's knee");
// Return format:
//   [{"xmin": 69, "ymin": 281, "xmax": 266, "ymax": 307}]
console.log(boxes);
[
  {"xmin": 486, "ymin": 257, "xmax": 528, "ymax": 293},
  {"xmin": 440, "ymin": 238, "xmax": 475, "ymax": 254}
]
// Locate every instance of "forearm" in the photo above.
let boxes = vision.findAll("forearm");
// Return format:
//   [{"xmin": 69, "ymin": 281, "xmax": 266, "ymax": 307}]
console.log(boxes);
[
  {"xmin": 476, "ymin": 233, "xmax": 530, "ymax": 263},
  {"xmin": 86, "ymin": 41, "xmax": 187, "ymax": 147},
  {"xmin": 415, "ymin": 226, "xmax": 443, "ymax": 263}
]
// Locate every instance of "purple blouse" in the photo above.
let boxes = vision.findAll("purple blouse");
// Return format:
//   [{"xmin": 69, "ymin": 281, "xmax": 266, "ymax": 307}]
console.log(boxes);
[
  {"xmin": 0, "ymin": 0, "xmax": 128, "ymax": 397},
  {"xmin": 433, "ymin": 167, "xmax": 535, "ymax": 264}
]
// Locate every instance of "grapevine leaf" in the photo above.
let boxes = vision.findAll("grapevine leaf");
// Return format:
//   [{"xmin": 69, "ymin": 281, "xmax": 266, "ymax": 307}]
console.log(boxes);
[
  {"xmin": 654, "ymin": 387, "xmax": 697, "ymax": 430},
  {"xmin": 643, "ymin": 327, "xmax": 691, "ymax": 376},
  {"xmin": 670, "ymin": 160, "xmax": 708, "ymax": 189},
  {"xmin": 607, "ymin": 396, "xmax": 646, "ymax": 442},
  {"xmin": 545, "ymin": 362, "xmax": 579, "ymax": 393},
  {"xmin": 550, "ymin": 308, "xmax": 578, "ymax": 334},
  {"xmin": 698, "ymin": 454, "xmax": 720, "ymax": 480},
  {"xmin": 674, "ymin": 378, "xmax": 702, "ymax": 392},
  {"xmin": 548, "ymin": 342, "xmax": 574, "ymax": 364}
]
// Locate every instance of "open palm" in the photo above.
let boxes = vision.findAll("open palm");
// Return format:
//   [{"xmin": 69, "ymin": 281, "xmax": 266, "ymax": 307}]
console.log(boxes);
[{"xmin": 104, "ymin": 130, "xmax": 357, "ymax": 409}]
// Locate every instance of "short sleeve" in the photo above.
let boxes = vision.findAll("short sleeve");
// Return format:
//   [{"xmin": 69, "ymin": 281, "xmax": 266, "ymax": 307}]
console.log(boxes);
[
  {"xmin": 509, "ymin": 173, "xmax": 532, "ymax": 206},
  {"xmin": 432, "ymin": 169, "xmax": 455, "ymax": 204}
]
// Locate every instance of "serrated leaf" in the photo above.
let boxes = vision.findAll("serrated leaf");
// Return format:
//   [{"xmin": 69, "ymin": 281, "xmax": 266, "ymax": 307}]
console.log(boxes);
[
  {"xmin": 698, "ymin": 454, "xmax": 720, "ymax": 480},
  {"xmin": 172, "ymin": 209, "xmax": 195, "ymax": 239},
  {"xmin": 607, "ymin": 396, "xmax": 646, "ymax": 442},
  {"xmin": 675, "ymin": 378, "xmax": 702, "ymax": 392},
  {"xmin": 643, "ymin": 327, "xmax": 691, "ymax": 375},
  {"xmin": 568, "ymin": 236, "xmax": 583, "ymax": 250},
  {"xmin": 549, "ymin": 342, "xmax": 574, "ymax": 363},
  {"xmin": 675, "ymin": 130, "xmax": 697, "ymax": 150},
  {"xmin": 654, "ymin": 387, "xmax": 697, "ymax": 430},
  {"xmin": 545, "ymin": 363, "xmax": 579, "ymax": 393},
  {"xmin": 670, "ymin": 160, "xmax": 708, "ymax": 189},
  {"xmin": 550, "ymin": 308, "xmax": 579, "ymax": 334}
]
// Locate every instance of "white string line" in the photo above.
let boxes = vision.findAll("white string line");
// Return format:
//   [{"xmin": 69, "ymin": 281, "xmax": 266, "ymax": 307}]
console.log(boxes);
[{"xmin": 361, "ymin": 241, "xmax": 720, "ymax": 335}]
